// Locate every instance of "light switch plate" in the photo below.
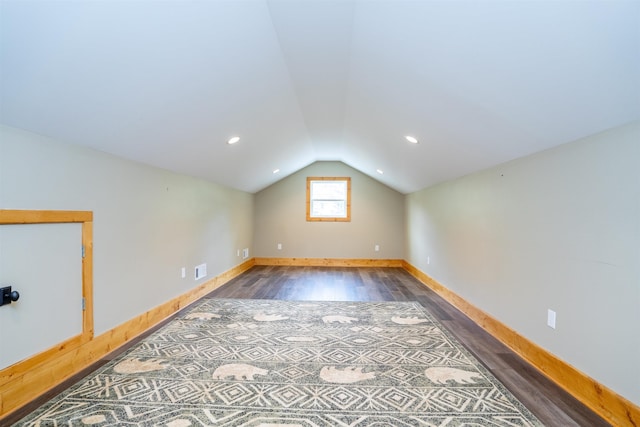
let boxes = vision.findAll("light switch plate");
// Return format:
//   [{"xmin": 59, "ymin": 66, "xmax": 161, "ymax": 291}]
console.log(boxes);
[{"xmin": 547, "ymin": 309, "xmax": 556, "ymax": 329}]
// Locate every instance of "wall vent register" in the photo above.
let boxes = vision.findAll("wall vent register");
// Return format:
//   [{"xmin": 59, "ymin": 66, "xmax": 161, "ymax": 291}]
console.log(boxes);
[{"xmin": 195, "ymin": 263, "xmax": 207, "ymax": 280}]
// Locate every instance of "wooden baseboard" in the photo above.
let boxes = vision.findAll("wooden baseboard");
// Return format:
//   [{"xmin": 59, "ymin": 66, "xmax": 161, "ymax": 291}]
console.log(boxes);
[
  {"xmin": 4, "ymin": 258, "xmax": 637, "ymax": 427},
  {"xmin": 0, "ymin": 258, "xmax": 255, "ymax": 418},
  {"xmin": 402, "ymin": 261, "xmax": 640, "ymax": 427},
  {"xmin": 254, "ymin": 257, "xmax": 404, "ymax": 267}
]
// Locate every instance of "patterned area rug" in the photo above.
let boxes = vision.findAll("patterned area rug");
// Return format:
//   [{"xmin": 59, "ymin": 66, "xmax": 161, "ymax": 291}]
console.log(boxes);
[{"xmin": 16, "ymin": 299, "xmax": 542, "ymax": 426}]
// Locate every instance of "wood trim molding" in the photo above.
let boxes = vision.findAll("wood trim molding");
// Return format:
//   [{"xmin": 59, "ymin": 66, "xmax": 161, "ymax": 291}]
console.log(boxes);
[
  {"xmin": 402, "ymin": 261, "xmax": 640, "ymax": 427},
  {"xmin": 0, "ymin": 210, "xmax": 94, "ymax": 386},
  {"xmin": 0, "ymin": 334, "xmax": 84, "ymax": 388},
  {"xmin": 306, "ymin": 176, "xmax": 351, "ymax": 222},
  {"xmin": 4, "ymin": 253, "xmax": 636, "ymax": 426},
  {"xmin": 254, "ymin": 257, "xmax": 404, "ymax": 267},
  {"xmin": 0, "ymin": 258, "xmax": 255, "ymax": 418},
  {"xmin": 81, "ymin": 220, "xmax": 94, "ymax": 341},
  {"xmin": 0, "ymin": 209, "xmax": 92, "ymax": 224}
]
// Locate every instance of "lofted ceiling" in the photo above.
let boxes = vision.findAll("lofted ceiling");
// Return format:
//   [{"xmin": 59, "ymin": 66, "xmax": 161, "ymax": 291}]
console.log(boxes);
[{"xmin": 1, "ymin": 0, "xmax": 638, "ymax": 194}]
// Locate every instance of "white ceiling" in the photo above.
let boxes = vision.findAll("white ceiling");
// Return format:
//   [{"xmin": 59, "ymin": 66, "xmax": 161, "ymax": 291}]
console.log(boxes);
[{"xmin": 1, "ymin": 0, "xmax": 638, "ymax": 194}]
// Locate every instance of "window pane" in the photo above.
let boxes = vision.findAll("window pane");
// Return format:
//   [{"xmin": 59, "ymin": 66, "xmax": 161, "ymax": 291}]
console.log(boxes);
[
  {"xmin": 306, "ymin": 177, "xmax": 351, "ymax": 222},
  {"xmin": 311, "ymin": 181, "xmax": 346, "ymax": 200},
  {"xmin": 311, "ymin": 200, "xmax": 346, "ymax": 217}
]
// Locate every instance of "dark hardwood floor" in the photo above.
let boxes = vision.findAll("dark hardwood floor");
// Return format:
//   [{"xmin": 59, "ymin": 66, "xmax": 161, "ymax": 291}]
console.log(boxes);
[
  {"xmin": 5, "ymin": 266, "xmax": 612, "ymax": 426},
  {"xmin": 206, "ymin": 266, "xmax": 611, "ymax": 427}
]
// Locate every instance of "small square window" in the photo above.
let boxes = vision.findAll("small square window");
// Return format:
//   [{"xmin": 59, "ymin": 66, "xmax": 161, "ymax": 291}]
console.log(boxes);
[{"xmin": 306, "ymin": 177, "xmax": 351, "ymax": 221}]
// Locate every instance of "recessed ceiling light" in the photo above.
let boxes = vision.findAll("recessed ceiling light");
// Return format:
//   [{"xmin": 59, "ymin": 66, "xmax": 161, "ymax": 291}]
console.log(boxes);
[
  {"xmin": 227, "ymin": 136, "xmax": 240, "ymax": 145},
  {"xmin": 376, "ymin": 169, "xmax": 384, "ymax": 174},
  {"xmin": 273, "ymin": 168, "xmax": 280, "ymax": 174},
  {"xmin": 405, "ymin": 135, "xmax": 418, "ymax": 144}
]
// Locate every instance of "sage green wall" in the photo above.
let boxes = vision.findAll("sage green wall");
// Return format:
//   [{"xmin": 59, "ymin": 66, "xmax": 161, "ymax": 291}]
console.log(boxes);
[
  {"xmin": 254, "ymin": 161, "xmax": 404, "ymax": 259},
  {"xmin": 405, "ymin": 121, "xmax": 640, "ymax": 404},
  {"xmin": 0, "ymin": 125, "xmax": 254, "ymax": 337}
]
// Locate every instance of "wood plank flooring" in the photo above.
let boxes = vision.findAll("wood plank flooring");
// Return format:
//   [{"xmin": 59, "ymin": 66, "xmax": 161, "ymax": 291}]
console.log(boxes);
[
  {"xmin": 5, "ymin": 266, "xmax": 612, "ymax": 426},
  {"xmin": 207, "ymin": 266, "xmax": 611, "ymax": 427}
]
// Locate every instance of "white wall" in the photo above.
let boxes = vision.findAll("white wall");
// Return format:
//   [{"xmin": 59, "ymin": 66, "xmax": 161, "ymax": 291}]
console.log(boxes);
[
  {"xmin": 405, "ymin": 121, "xmax": 640, "ymax": 404},
  {"xmin": 3, "ymin": 121, "xmax": 637, "ymax": 405},
  {"xmin": 0, "ymin": 125, "xmax": 253, "ymax": 336},
  {"xmin": 254, "ymin": 161, "xmax": 405, "ymax": 259}
]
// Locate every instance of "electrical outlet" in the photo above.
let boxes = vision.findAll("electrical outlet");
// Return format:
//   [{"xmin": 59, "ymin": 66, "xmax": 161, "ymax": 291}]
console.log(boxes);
[
  {"xmin": 242, "ymin": 248, "xmax": 249, "ymax": 259},
  {"xmin": 374, "ymin": 244, "xmax": 380, "ymax": 252},
  {"xmin": 181, "ymin": 267, "xmax": 186, "ymax": 279},
  {"xmin": 547, "ymin": 309, "xmax": 556, "ymax": 329},
  {"xmin": 277, "ymin": 243, "xmax": 282, "ymax": 250},
  {"xmin": 427, "ymin": 256, "xmax": 430, "ymax": 265},
  {"xmin": 237, "ymin": 249, "xmax": 240, "ymax": 257}
]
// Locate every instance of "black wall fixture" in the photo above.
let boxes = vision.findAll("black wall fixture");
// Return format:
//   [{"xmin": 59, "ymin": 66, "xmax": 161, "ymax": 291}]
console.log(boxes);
[{"xmin": 0, "ymin": 286, "xmax": 20, "ymax": 306}]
